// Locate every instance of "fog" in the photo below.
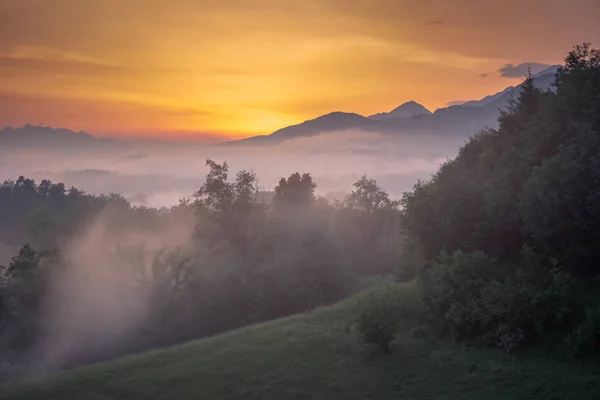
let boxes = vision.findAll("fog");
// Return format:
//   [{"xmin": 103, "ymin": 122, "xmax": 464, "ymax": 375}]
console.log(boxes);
[
  {"xmin": 29, "ymin": 206, "xmax": 197, "ymax": 376},
  {"xmin": 0, "ymin": 129, "xmax": 466, "ymax": 207},
  {"xmin": 1, "ymin": 127, "xmax": 468, "ymax": 378}
]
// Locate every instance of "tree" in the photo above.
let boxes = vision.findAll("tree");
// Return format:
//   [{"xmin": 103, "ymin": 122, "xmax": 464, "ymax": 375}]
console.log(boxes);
[
  {"xmin": 194, "ymin": 159, "xmax": 263, "ymax": 255},
  {"xmin": 0, "ymin": 245, "xmax": 60, "ymax": 361},
  {"xmin": 273, "ymin": 172, "xmax": 316, "ymax": 210},
  {"xmin": 5, "ymin": 244, "xmax": 39, "ymax": 281},
  {"xmin": 560, "ymin": 43, "xmax": 600, "ymax": 73},
  {"xmin": 401, "ymin": 43, "xmax": 600, "ymax": 275},
  {"xmin": 337, "ymin": 177, "xmax": 399, "ymax": 274}
]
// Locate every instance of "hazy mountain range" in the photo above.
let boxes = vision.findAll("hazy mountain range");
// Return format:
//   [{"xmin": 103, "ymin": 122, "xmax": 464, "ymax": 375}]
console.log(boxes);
[
  {"xmin": 0, "ymin": 64, "xmax": 563, "ymax": 208},
  {"xmin": 0, "ymin": 65, "xmax": 559, "ymax": 149},
  {"xmin": 230, "ymin": 65, "xmax": 559, "ymax": 145},
  {"xmin": 0, "ymin": 125, "xmax": 114, "ymax": 149}
]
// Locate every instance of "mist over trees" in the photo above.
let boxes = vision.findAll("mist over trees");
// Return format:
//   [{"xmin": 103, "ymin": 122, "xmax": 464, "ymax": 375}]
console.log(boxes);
[
  {"xmin": 1, "ymin": 43, "xmax": 600, "ymax": 382},
  {"xmin": 0, "ymin": 160, "xmax": 401, "ymax": 376}
]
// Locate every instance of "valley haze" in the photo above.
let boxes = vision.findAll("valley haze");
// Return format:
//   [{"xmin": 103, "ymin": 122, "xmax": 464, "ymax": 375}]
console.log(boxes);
[{"xmin": 0, "ymin": 65, "xmax": 558, "ymax": 207}]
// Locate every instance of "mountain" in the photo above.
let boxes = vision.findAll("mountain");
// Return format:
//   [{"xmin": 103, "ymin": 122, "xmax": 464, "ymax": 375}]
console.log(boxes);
[
  {"xmin": 227, "ymin": 65, "xmax": 560, "ymax": 146},
  {"xmin": 0, "ymin": 124, "xmax": 112, "ymax": 149},
  {"xmin": 460, "ymin": 86, "xmax": 514, "ymax": 108},
  {"xmin": 460, "ymin": 65, "xmax": 559, "ymax": 108},
  {"xmin": 232, "ymin": 112, "xmax": 376, "ymax": 145},
  {"xmin": 368, "ymin": 101, "xmax": 432, "ymax": 120},
  {"xmin": 4, "ymin": 65, "xmax": 561, "ymax": 149}
]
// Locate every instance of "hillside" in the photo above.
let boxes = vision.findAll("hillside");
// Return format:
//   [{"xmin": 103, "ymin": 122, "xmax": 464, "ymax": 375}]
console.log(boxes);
[{"xmin": 4, "ymin": 289, "xmax": 599, "ymax": 400}]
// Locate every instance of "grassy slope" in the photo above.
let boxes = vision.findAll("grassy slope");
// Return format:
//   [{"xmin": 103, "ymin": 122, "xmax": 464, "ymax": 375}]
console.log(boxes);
[{"xmin": 3, "ymin": 293, "xmax": 600, "ymax": 400}]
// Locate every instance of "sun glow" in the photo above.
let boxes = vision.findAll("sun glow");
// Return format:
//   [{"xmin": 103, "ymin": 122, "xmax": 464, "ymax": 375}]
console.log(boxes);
[{"xmin": 1, "ymin": 0, "xmax": 597, "ymax": 138}]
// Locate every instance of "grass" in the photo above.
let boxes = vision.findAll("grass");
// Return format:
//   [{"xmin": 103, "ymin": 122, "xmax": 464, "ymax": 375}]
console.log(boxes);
[{"xmin": 2, "ymin": 290, "xmax": 600, "ymax": 400}]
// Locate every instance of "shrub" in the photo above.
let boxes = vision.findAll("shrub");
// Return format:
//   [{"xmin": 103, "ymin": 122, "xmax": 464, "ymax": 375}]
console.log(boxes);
[
  {"xmin": 418, "ymin": 250, "xmax": 496, "ymax": 337},
  {"xmin": 356, "ymin": 286, "xmax": 401, "ymax": 353},
  {"xmin": 444, "ymin": 302, "xmax": 470, "ymax": 341},
  {"xmin": 495, "ymin": 324, "xmax": 525, "ymax": 354},
  {"xmin": 471, "ymin": 265, "xmax": 572, "ymax": 348},
  {"xmin": 418, "ymin": 249, "xmax": 574, "ymax": 350},
  {"xmin": 355, "ymin": 283, "xmax": 425, "ymax": 353},
  {"xmin": 565, "ymin": 301, "xmax": 600, "ymax": 357}
]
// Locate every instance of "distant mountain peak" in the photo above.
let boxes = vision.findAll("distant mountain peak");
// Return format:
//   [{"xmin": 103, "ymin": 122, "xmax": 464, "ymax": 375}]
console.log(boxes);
[
  {"xmin": 0, "ymin": 124, "xmax": 112, "ymax": 148},
  {"xmin": 455, "ymin": 65, "xmax": 561, "ymax": 110},
  {"xmin": 269, "ymin": 111, "xmax": 372, "ymax": 139},
  {"xmin": 369, "ymin": 101, "xmax": 431, "ymax": 121},
  {"xmin": 390, "ymin": 101, "xmax": 430, "ymax": 114}
]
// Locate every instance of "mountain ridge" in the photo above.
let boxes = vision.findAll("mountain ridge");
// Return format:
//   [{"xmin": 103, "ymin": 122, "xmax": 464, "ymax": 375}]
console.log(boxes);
[
  {"xmin": 226, "ymin": 64, "xmax": 560, "ymax": 146},
  {"xmin": 368, "ymin": 101, "xmax": 432, "ymax": 120},
  {"xmin": 0, "ymin": 124, "xmax": 112, "ymax": 148},
  {"xmin": 2, "ymin": 65, "xmax": 561, "ymax": 148}
]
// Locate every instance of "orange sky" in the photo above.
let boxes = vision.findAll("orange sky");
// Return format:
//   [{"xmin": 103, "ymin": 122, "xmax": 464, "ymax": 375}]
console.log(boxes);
[{"xmin": 0, "ymin": 0, "xmax": 599, "ymax": 139}]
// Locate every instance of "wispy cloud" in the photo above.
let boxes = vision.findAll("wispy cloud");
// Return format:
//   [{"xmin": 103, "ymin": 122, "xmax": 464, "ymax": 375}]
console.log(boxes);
[
  {"xmin": 402, "ymin": 47, "xmax": 495, "ymax": 70},
  {"xmin": 498, "ymin": 62, "xmax": 551, "ymax": 78},
  {"xmin": 3, "ymin": 46, "xmax": 117, "ymax": 67}
]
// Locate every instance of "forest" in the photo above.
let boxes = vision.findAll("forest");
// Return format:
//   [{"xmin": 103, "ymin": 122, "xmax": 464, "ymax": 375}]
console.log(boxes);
[
  {"xmin": 0, "ymin": 161, "xmax": 401, "ymax": 377},
  {"xmin": 1, "ymin": 44, "xmax": 600, "ymax": 383}
]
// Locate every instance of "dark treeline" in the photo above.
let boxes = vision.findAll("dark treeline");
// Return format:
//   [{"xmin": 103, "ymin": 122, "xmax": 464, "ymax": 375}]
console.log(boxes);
[
  {"xmin": 0, "ymin": 162, "xmax": 401, "ymax": 378},
  {"xmin": 358, "ymin": 44, "xmax": 600, "ymax": 357}
]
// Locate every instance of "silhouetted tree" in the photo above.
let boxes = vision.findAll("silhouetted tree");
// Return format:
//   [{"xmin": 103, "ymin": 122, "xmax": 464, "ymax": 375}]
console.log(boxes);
[
  {"xmin": 273, "ymin": 172, "xmax": 316, "ymax": 210},
  {"xmin": 194, "ymin": 159, "xmax": 264, "ymax": 254}
]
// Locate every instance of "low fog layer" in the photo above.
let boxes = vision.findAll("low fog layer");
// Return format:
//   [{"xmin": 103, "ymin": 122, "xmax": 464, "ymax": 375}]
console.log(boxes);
[
  {"xmin": 0, "ymin": 130, "xmax": 465, "ymax": 206},
  {"xmin": 31, "ymin": 208, "xmax": 197, "ymax": 375}
]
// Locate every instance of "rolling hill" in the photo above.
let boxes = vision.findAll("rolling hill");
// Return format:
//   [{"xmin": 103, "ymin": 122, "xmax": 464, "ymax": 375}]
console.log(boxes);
[{"xmin": 3, "ymin": 286, "xmax": 599, "ymax": 400}]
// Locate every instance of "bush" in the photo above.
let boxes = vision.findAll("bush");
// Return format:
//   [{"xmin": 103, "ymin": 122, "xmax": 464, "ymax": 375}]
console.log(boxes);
[
  {"xmin": 565, "ymin": 301, "xmax": 600, "ymax": 357},
  {"xmin": 418, "ymin": 249, "xmax": 574, "ymax": 350},
  {"xmin": 356, "ymin": 286, "xmax": 401, "ymax": 353},
  {"xmin": 418, "ymin": 250, "xmax": 497, "ymax": 338},
  {"xmin": 356, "ymin": 284, "xmax": 424, "ymax": 353}
]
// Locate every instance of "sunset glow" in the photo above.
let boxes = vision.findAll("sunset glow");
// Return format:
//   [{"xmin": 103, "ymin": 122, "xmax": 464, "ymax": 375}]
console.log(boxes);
[{"xmin": 1, "ymin": 0, "xmax": 598, "ymax": 138}]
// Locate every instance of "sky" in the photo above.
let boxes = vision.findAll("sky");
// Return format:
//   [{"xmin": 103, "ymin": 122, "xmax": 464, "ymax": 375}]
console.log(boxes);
[{"xmin": 1, "ymin": 0, "xmax": 598, "ymax": 139}]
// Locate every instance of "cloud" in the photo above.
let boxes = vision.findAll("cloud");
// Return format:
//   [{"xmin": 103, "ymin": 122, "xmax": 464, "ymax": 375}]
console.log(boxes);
[
  {"xmin": 446, "ymin": 100, "xmax": 467, "ymax": 106},
  {"xmin": 3, "ymin": 46, "xmax": 117, "ymax": 67},
  {"xmin": 498, "ymin": 62, "xmax": 551, "ymax": 78},
  {"xmin": 424, "ymin": 20, "xmax": 444, "ymax": 25},
  {"xmin": 398, "ymin": 44, "xmax": 494, "ymax": 70},
  {"xmin": 480, "ymin": 73, "xmax": 488, "ymax": 77}
]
